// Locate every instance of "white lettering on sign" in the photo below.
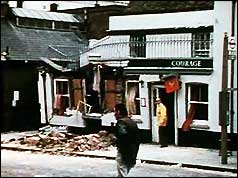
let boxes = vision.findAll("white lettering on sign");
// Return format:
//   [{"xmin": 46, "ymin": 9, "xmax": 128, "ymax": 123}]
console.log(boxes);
[
  {"xmin": 171, "ymin": 60, "xmax": 202, "ymax": 67},
  {"xmin": 12, "ymin": 100, "xmax": 16, "ymax": 107},
  {"xmin": 228, "ymin": 37, "xmax": 236, "ymax": 51},
  {"xmin": 13, "ymin": 91, "xmax": 19, "ymax": 100}
]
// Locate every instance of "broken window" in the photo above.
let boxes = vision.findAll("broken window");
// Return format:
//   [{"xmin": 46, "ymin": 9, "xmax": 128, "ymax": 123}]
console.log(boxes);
[
  {"xmin": 103, "ymin": 79, "xmax": 125, "ymax": 113},
  {"xmin": 53, "ymin": 79, "xmax": 70, "ymax": 115},
  {"xmin": 85, "ymin": 87, "xmax": 100, "ymax": 113},
  {"xmin": 104, "ymin": 80, "xmax": 116, "ymax": 112},
  {"xmin": 72, "ymin": 79, "xmax": 84, "ymax": 110},
  {"xmin": 126, "ymin": 82, "xmax": 140, "ymax": 116}
]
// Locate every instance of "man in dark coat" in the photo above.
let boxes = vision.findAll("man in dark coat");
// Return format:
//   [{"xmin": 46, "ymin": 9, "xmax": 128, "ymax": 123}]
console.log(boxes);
[{"xmin": 114, "ymin": 103, "xmax": 140, "ymax": 177}]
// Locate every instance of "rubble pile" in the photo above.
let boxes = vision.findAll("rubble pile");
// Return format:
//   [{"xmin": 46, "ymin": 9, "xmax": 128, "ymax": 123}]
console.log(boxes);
[{"xmin": 2, "ymin": 128, "xmax": 116, "ymax": 154}]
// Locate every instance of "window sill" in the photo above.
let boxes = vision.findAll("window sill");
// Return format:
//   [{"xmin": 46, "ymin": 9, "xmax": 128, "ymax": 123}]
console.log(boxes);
[
  {"xmin": 190, "ymin": 120, "xmax": 209, "ymax": 130},
  {"xmin": 190, "ymin": 120, "xmax": 210, "ymax": 130}
]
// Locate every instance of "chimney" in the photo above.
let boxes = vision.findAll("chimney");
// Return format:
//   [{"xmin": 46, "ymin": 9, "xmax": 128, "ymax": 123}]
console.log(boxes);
[
  {"xmin": 1, "ymin": 1, "xmax": 9, "ymax": 18},
  {"xmin": 95, "ymin": 1, "xmax": 100, "ymax": 7},
  {"xmin": 17, "ymin": 1, "xmax": 24, "ymax": 8},
  {"xmin": 50, "ymin": 3, "xmax": 58, "ymax": 12}
]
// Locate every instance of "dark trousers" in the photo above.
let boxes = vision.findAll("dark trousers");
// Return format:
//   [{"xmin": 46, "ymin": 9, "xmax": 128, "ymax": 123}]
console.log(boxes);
[{"xmin": 159, "ymin": 126, "xmax": 168, "ymax": 146}]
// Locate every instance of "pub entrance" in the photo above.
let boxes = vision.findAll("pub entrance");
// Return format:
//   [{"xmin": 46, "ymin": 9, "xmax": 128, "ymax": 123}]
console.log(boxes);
[{"xmin": 150, "ymin": 84, "xmax": 175, "ymax": 144}]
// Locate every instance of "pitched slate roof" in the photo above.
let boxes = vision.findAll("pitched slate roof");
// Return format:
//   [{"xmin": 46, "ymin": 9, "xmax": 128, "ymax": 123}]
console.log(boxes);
[{"xmin": 1, "ymin": 18, "xmax": 88, "ymax": 63}]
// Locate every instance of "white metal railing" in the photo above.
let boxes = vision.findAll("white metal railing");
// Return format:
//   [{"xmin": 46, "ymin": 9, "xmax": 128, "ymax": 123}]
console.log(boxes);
[{"xmin": 80, "ymin": 34, "xmax": 213, "ymax": 60}]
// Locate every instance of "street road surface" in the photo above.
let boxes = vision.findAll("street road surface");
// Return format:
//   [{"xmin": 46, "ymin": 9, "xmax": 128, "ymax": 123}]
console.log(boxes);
[{"xmin": 1, "ymin": 150, "xmax": 236, "ymax": 177}]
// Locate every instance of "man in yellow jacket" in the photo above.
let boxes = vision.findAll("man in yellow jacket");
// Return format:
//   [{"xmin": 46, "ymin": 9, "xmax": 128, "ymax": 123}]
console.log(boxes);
[{"xmin": 156, "ymin": 97, "xmax": 168, "ymax": 148}]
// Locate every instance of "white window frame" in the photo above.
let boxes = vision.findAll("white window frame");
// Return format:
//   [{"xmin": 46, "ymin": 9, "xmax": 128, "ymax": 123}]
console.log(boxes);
[
  {"xmin": 192, "ymin": 32, "xmax": 213, "ymax": 58},
  {"xmin": 187, "ymin": 83, "xmax": 209, "ymax": 129},
  {"xmin": 129, "ymin": 34, "xmax": 146, "ymax": 58}
]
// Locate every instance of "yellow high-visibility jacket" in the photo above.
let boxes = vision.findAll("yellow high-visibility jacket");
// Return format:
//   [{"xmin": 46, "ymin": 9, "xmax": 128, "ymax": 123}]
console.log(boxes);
[{"xmin": 156, "ymin": 103, "xmax": 167, "ymax": 126}]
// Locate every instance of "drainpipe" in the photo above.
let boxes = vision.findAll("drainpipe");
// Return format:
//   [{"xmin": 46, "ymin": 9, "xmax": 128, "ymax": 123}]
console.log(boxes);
[
  {"xmin": 17, "ymin": 1, "xmax": 23, "ymax": 8},
  {"xmin": 50, "ymin": 3, "xmax": 58, "ymax": 12},
  {"xmin": 229, "ymin": 0, "xmax": 236, "ymax": 150},
  {"xmin": 1, "ymin": 1, "xmax": 9, "ymax": 18},
  {"xmin": 220, "ymin": 32, "xmax": 229, "ymax": 164}
]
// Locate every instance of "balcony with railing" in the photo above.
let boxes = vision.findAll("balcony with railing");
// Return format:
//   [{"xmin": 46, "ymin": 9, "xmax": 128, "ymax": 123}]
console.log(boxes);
[{"xmin": 80, "ymin": 34, "xmax": 213, "ymax": 66}]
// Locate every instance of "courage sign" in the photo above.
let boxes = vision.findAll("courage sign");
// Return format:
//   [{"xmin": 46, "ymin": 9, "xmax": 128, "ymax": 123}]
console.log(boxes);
[{"xmin": 171, "ymin": 60, "xmax": 202, "ymax": 67}]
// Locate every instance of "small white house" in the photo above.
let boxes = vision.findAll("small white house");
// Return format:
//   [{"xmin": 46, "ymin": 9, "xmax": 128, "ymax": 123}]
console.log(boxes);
[{"xmin": 80, "ymin": 1, "xmax": 237, "ymax": 148}]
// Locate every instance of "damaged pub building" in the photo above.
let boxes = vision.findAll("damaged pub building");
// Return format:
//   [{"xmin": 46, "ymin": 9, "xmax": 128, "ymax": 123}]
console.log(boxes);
[{"xmin": 1, "ymin": 1, "xmax": 237, "ymax": 150}]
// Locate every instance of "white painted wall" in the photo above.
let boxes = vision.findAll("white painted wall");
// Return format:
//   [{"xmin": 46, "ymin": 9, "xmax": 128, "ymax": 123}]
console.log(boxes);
[
  {"xmin": 139, "ymin": 75, "xmax": 162, "ymax": 130},
  {"xmin": 37, "ymin": 72, "xmax": 53, "ymax": 124},
  {"xmin": 109, "ymin": 10, "xmax": 213, "ymax": 31},
  {"xmin": 210, "ymin": 1, "xmax": 233, "ymax": 132},
  {"xmin": 38, "ymin": 72, "xmax": 45, "ymax": 124},
  {"xmin": 46, "ymin": 73, "xmax": 53, "ymax": 120}
]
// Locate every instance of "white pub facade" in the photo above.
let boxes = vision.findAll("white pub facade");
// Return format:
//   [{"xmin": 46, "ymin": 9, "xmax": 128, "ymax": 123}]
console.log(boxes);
[{"xmin": 80, "ymin": 1, "xmax": 237, "ymax": 148}]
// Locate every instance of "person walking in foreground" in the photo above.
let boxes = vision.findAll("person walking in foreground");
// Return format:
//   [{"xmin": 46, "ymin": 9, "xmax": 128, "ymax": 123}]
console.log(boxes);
[
  {"xmin": 114, "ymin": 103, "xmax": 140, "ymax": 177},
  {"xmin": 156, "ymin": 97, "xmax": 168, "ymax": 148}
]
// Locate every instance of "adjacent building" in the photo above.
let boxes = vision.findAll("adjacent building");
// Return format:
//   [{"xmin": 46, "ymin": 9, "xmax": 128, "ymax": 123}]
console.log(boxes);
[{"xmin": 1, "ymin": 1, "xmax": 88, "ymax": 131}]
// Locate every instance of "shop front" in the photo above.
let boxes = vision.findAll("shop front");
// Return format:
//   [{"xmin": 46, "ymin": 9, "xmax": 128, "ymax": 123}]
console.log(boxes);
[{"xmin": 124, "ymin": 58, "xmax": 213, "ymax": 145}]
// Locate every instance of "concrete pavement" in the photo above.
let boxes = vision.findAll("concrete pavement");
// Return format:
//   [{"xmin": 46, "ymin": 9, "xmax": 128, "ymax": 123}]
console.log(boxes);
[
  {"xmin": 1, "ymin": 131, "xmax": 237, "ymax": 174},
  {"xmin": 70, "ymin": 144, "xmax": 237, "ymax": 173}
]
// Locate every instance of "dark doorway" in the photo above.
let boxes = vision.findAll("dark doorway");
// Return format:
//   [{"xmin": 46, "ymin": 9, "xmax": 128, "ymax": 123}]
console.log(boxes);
[
  {"xmin": 151, "ymin": 84, "xmax": 175, "ymax": 144},
  {"xmin": 158, "ymin": 88, "xmax": 175, "ymax": 144}
]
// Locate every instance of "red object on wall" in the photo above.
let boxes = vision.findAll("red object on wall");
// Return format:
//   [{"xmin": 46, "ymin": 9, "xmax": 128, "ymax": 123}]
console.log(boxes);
[
  {"xmin": 54, "ymin": 94, "xmax": 62, "ymax": 109},
  {"xmin": 182, "ymin": 103, "xmax": 196, "ymax": 131},
  {"xmin": 164, "ymin": 76, "xmax": 180, "ymax": 93}
]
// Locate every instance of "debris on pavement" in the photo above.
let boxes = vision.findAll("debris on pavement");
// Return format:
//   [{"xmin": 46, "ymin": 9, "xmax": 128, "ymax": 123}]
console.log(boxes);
[{"xmin": 1, "ymin": 126, "xmax": 116, "ymax": 154}]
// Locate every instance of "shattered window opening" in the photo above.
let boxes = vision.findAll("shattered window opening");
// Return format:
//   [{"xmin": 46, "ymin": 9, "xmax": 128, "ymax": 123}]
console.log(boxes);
[
  {"xmin": 126, "ymin": 81, "xmax": 141, "ymax": 116},
  {"xmin": 53, "ymin": 79, "xmax": 70, "ymax": 116}
]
